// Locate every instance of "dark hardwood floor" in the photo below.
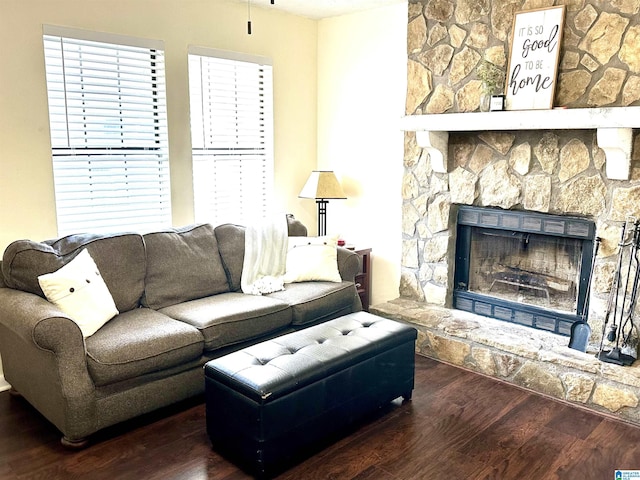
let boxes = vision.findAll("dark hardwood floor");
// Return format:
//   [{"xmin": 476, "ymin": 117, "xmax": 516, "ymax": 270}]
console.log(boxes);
[{"xmin": 2, "ymin": 355, "xmax": 640, "ymax": 479}]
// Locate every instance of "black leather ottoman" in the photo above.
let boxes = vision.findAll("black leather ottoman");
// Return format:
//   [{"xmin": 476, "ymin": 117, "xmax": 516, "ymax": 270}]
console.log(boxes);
[{"xmin": 204, "ymin": 311, "xmax": 417, "ymax": 477}]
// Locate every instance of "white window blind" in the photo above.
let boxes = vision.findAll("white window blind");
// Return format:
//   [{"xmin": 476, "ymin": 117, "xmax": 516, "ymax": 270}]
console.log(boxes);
[
  {"xmin": 188, "ymin": 48, "xmax": 274, "ymax": 226},
  {"xmin": 43, "ymin": 27, "xmax": 171, "ymax": 236}
]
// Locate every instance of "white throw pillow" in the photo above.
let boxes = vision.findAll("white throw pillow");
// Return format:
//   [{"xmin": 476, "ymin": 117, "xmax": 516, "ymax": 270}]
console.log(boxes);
[
  {"xmin": 283, "ymin": 235, "xmax": 342, "ymax": 283},
  {"xmin": 38, "ymin": 249, "xmax": 119, "ymax": 337}
]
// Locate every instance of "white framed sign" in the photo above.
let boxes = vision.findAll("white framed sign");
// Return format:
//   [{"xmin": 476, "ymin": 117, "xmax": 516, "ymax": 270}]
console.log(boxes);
[{"xmin": 505, "ymin": 6, "xmax": 565, "ymax": 111}]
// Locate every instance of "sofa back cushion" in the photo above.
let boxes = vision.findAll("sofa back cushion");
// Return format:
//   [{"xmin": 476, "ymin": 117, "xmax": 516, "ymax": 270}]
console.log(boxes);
[
  {"xmin": 142, "ymin": 223, "xmax": 230, "ymax": 309},
  {"xmin": 287, "ymin": 214, "xmax": 308, "ymax": 237},
  {"xmin": 214, "ymin": 223, "xmax": 245, "ymax": 292},
  {"xmin": 214, "ymin": 214, "xmax": 308, "ymax": 292},
  {"xmin": 1, "ymin": 233, "xmax": 146, "ymax": 313}
]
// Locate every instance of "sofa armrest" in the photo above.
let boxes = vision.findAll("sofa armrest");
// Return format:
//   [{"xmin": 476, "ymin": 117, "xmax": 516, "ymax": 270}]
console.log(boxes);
[
  {"xmin": 0, "ymin": 287, "xmax": 96, "ymax": 438},
  {"xmin": 0, "ymin": 287, "xmax": 82, "ymax": 348},
  {"xmin": 336, "ymin": 247, "xmax": 361, "ymax": 283}
]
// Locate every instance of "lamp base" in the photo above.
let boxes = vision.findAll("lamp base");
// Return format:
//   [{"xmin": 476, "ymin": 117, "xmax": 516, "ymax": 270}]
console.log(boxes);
[{"xmin": 316, "ymin": 199, "xmax": 328, "ymax": 236}]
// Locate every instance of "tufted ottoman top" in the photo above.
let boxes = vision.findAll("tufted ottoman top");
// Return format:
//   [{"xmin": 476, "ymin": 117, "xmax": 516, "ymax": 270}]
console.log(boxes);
[{"xmin": 204, "ymin": 311, "xmax": 417, "ymax": 403}]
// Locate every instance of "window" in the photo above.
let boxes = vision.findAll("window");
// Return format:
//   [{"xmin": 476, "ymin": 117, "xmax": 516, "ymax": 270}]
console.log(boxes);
[
  {"xmin": 43, "ymin": 26, "xmax": 171, "ymax": 236},
  {"xmin": 188, "ymin": 47, "xmax": 274, "ymax": 226}
]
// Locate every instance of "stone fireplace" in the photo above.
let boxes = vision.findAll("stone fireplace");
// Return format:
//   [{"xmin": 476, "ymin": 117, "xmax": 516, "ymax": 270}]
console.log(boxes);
[{"xmin": 371, "ymin": 0, "xmax": 640, "ymax": 428}]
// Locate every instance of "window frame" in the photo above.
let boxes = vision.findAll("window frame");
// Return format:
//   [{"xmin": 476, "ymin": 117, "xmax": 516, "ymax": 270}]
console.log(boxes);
[
  {"xmin": 187, "ymin": 46, "xmax": 275, "ymax": 226},
  {"xmin": 43, "ymin": 25, "xmax": 172, "ymax": 236}
]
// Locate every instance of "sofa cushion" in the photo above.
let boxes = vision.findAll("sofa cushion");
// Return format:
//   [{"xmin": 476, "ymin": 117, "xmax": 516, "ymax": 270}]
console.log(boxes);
[
  {"xmin": 2, "ymin": 232, "xmax": 145, "ymax": 313},
  {"xmin": 159, "ymin": 292, "xmax": 292, "ymax": 351},
  {"xmin": 38, "ymin": 249, "xmax": 119, "ymax": 337},
  {"xmin": 284, "ymin": 235, "xmax": 342, "ymax": 283},
  {"xmin": 143, "ymin": 224, "xmax": 230, "ymax": 310},
  {"xmin": 85, "ymin": 308, "xmax": 204, "ymax": 387},
  {"xmin": 214, "ymin": 223, "xmax": 245, "ymax": 292},
  {"xmin": 267, "ymin": 281, "xmax": 356, "ymax": 326}
]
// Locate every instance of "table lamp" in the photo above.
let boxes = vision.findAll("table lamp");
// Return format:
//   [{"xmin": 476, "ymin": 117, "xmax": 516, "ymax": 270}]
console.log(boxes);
[{"xmin": 299, "ymin": 170, "xmax": 346, "ymax": 236}]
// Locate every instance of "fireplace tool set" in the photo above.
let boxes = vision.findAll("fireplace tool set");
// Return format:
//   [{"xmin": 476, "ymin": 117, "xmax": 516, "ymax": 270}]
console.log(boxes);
[{"xmin": 597, "ymin": 219, "xmax": 640, "ymax": 366}]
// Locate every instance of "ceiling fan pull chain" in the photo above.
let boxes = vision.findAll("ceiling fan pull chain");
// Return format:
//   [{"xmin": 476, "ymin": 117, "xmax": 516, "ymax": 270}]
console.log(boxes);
[
  {"xmin": 247, "ymin": 0, "xmax": 252, "ymax": 34},
  {"xmin": 246, "ymin": 0, "xmax": 274, "ymax": 34}
]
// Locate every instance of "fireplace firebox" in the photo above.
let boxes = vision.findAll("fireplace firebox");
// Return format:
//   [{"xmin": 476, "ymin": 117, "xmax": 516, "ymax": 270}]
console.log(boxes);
[{"xmin": 454, "ymin": 206, "xmax": 596, "ymax": 336}]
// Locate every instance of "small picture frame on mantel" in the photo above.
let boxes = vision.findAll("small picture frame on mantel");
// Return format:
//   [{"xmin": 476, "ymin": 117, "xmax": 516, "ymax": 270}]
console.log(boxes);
[
  {"xmin": 505, "ymin": 6, "xmax": 565, "ymax": 111},
  {"xmin": 489, "ymin": 95, "xmax": 505, "ymax": 111}
]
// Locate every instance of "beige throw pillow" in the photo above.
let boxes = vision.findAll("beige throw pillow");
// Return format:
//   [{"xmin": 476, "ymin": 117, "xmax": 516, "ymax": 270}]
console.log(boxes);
[
  {"xmin": 284, "ymin": 235, "xmax": 342, "ymax": 283},
  {"xmin": 38, "ymin": 249, "xmax": 119, "ymax": 337}
]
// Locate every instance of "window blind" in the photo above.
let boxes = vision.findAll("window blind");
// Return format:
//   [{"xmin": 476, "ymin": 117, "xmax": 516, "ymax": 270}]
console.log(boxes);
[
  {"xmin": 43, "ymin": 29, "xmax": 171, "ymax": 236},
  {"xmin": 188, "ymin": 48, "xmax": 274, "ymax": 226}
]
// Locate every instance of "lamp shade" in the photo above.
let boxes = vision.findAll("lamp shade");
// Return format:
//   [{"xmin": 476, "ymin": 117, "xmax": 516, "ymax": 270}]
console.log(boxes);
[{"xmin": 298, "ymin": 171, "xmax": 347, "ymax": 200}]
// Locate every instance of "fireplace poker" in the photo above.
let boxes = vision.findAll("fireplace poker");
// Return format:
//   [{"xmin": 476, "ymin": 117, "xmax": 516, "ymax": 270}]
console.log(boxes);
[
  {"xmin": 598, "ymin": 221, "xmax": 628, "ymax": 356},
  {"xmin": 620, "ymin": 220, "xmax": 640, "ymax": 347},
  {"xmin": 612, "ymin": 219, "xmax": 638, "ymax": 343},
  {"xmin": 598, "ymin": 219, "xmax": 637, "ymax": 366}
]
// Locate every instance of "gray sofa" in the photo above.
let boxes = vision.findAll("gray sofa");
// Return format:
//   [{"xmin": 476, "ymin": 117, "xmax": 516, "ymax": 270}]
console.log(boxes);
[{"xmin": 0, "ymin": 216, "xmax": 361, "ymax": 447}]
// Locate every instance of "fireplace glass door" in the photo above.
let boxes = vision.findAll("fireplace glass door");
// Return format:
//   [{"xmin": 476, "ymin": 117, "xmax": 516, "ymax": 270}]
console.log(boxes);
[
  {"xmin": 468, "ymin": 228, "xmax": 582, "ymax": 314},
  {"xmin": 454, "ymin": 206, "xmax": 595, "ymax": 335}
]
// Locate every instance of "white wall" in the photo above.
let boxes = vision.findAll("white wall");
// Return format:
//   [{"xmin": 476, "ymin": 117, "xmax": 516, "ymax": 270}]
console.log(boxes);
[{"xmin": 317, "ymin": 3, "xmax": 408, "ymax": 305}]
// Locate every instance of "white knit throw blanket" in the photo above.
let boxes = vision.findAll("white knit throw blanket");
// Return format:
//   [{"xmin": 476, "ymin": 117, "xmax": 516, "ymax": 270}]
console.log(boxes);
[{"xmin": 241, "ymin": 215, "xmax": 288, "ymax": 295}]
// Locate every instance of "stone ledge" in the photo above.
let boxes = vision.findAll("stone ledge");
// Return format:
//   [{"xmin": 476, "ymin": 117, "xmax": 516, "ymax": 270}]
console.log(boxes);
[
  {"xmin": 400, "ymin": 107, "xmax": 640, "ymax": 179},
  {"xmin": 371, "ymin": 298, "xmax": 640, "ymax": 426}
]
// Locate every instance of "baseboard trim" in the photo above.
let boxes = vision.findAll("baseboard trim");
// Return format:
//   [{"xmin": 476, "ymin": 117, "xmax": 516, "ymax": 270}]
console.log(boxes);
[{"xmin": 0, "ymin": 375, "xmax": 10, "ymax": 392}]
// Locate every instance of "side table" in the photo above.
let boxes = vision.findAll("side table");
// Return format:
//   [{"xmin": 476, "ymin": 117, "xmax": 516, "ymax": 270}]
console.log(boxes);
[{"xmin": 348, "ymin": 247, "xmax": 371, "ymax": 312}]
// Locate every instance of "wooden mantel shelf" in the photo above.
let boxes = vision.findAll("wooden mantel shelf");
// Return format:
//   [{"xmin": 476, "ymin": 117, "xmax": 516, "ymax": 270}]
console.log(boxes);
[{"xmin": 400, "ymin": 106, "xmax": 640, "ymax": 180}]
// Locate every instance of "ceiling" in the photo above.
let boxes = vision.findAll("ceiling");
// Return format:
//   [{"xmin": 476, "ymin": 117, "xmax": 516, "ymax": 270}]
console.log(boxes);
[{"xmin": 238, "ymin": 0, "xmax": 406, "ymax": 20}]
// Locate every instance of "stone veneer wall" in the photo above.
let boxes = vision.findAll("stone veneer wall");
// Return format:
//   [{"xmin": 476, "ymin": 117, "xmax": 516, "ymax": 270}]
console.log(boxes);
[
  {"xmin": 377, "ymin": 0, "xmax": 640, "ymax": 427},
  {"xmin": 401, "ymin": 0, "xmax": 640, "ymax": 341}
]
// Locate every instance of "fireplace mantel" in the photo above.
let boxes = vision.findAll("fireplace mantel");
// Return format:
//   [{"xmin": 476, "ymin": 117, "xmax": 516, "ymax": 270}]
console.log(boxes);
[{"xmin": 400, "ymin": 106, "xmax": 640, "ymax": 180}]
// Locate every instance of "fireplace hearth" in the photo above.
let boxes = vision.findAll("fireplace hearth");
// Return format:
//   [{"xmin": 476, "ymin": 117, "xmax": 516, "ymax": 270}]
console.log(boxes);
[{"xmin": 454, "ymin": 206, "xmax": 595, "ymax": 336}]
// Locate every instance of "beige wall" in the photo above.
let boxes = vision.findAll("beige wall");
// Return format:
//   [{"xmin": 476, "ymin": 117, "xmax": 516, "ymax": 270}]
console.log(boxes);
[
  {"xmin": 0, "ymin": 0, "xmax": 319, "ymax": 389},
  {"xmin": 317, "ymin": 4, "xmax": 408, "ymax": 305},
  {"xmin": 0, "ymin": 0, "xmax": 408, "ymax": 387},
  {"xmin": 0, "ymin": 0, "xmax": 318, "ymax": 251},
  {"xmin": 0, "ymin": 0, "xmax": 409, "ymax": 302}
]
